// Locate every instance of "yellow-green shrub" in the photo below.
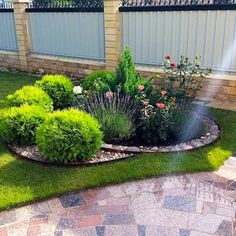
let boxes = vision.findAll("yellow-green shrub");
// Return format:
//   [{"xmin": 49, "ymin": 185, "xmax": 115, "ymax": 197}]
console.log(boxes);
[
  {"xmin": 0, "ymin": 105, "xmax": 46, "ymax": 145},
  {"xmin": 36, "ymin": 109, "xmax": 103, "ymax": 163},
  {"xmin": 36, "ymin": 75, "xmax": 74, "ymax": 109},
  {"xmin": 7, "ymin": 85, "xmax": 53, "ymax": 112}
]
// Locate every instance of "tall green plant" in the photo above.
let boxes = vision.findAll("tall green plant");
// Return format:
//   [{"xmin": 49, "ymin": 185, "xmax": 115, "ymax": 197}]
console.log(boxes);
[
  {"xmin": 115, "ymin": 47, "xmax": 153, "ymax": 98},
  {"xmin": 115, "ymin": 47, "xmax": 137, "ymax": 94}
]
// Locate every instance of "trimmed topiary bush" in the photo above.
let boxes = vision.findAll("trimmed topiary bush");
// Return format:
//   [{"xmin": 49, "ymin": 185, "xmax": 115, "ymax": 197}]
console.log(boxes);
[
  {"xmin": 7, "ymin": 85, "xmax": 53, "ymax": 112},
  {"xmin": 0, "ymin": 105, "xmax": 46, "ymax": 145},
  {"xmin": 36, "ymin": 109, "xmax": 103, "ymax": 163},
  {"xmin": 36, "ymin": 75, "xmax": 74, "ymax": 109},
  {"xmin": 82, "ymin": 70, "xmax": 115, "ymax": 94}
]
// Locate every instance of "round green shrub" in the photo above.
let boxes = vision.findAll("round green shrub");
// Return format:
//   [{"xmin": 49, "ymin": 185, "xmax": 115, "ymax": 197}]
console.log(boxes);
[
  {"xmin": 36, "ymin": 109, "xmax": 103, "ymax": 163},
  {"xmin": 36, "ymin": 75, "xmax": 74, "ymax": 109},
  {"xmin": 82, "ymin": 70, "xmax": 115, "ymax": 94},
  {"xmin": 7, "ymin": 85, "xmax": 53, "ymax": 112},
  {"xmin": 0, "ymin": 105, "xmax": 46, "ymax": 145}
]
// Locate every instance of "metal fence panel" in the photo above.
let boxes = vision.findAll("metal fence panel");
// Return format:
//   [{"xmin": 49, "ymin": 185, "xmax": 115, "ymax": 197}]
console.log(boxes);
[
  {"xmin": 28, "ymin": 12, "xmax": 105, "ymax": 61},
  {"xmin": 121, "ymin": 10, "xmax": 236, "ymax": 72},
  {"xmin": 0, "ymin": 12, "xmax": 18, "ymax": 51}
]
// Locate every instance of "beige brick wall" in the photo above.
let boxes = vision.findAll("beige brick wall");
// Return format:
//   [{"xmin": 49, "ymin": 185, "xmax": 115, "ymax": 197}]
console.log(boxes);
[
  {"xmin": 0, "ymin": 51, "xmax": 20, "ymax": 70},
  {"xmin": 0, "ymin": 50, "xmax": 236, "ymax": 102},
  {"xmin": 137, "ymin": 66, "xmax": 236, "ymax": 102},
  {"xmin": 27, "ymin": 54, "xmax": 105, "ymax": 79}
]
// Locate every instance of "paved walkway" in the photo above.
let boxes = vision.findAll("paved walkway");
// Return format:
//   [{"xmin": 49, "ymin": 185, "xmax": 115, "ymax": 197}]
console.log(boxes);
[{"xmin": 0, "ymin": 155, "xmax": 236, "ymax": 236}]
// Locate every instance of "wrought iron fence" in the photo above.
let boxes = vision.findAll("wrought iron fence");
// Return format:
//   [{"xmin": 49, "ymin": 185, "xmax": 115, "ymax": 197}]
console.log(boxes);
[
  {"xmin": 121, "ymin": 0, "xmax": 236, "ymax": 6},
  {"xmin": 27, "ymin": 0, "xmax": 103, "ymax": 9}
]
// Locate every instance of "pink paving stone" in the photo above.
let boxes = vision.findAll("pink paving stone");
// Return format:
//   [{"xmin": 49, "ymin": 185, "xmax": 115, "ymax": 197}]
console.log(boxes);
[
  {"xmin": 69, "ymin": 204, "xmax": 96, "ymax": 217},
  {"xmin": 104, "ymin": 225, "xmax": 138, "ymax": 236},
  {"xmin": 0, "ymin": 170, "xmax": 235, "ymax": 236},
  {"xmin": 105, "ymin": 197, "xmax": 130, "ymax": 206},
  {"xmin": 8, "ymin": 220, "xmax": 28, "ymax": 230},
  {"xmin": 0, "ymin": 226, "xmax": 8, "ymax": 236},
  {"xmin": 29, "ymin": 215, "xmax": 48, "ymax": 225},
  {"xmin": 92, "ymin": 204, "xmax": 130, "ymax": 215},
  {"xmin": 163, "ymin": 187, "xmax": 187, "ymax": 196},
  {"xmin": 79, "ymin": 215, "xmax": 103, "ymax": 227},
  {"xmin": 82, "ymin": 188, "xmax": 111, "ymax": 203},
  {"xmin": 26, "ymin": 225, "xmax": 41, "ymax": 236}
]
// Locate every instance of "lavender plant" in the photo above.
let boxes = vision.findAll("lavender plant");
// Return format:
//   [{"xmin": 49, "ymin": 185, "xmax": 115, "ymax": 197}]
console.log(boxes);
[{"xmin": 84, "ymin": 92, "xmax": 137, "ymax": 144}]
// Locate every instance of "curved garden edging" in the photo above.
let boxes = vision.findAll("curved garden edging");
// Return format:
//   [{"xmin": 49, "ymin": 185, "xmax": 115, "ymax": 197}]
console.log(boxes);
[
  {"xmin": 101, "ymin": 115, "xmax": 220, "ymax": 154},
  {"xmin": 8, "ymin": 115, "xmax": 220, "ymax": 167}
]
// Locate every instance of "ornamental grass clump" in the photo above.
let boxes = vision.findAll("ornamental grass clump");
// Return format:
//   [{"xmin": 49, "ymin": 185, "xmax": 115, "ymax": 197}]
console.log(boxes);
[
  {"xmin": 84, "ymin": 92, "xmax": 136, "ymax": 144},
  {"xmin": 36, "ymin": 109, "xmax": 103, "ymax": 163},
  {"xmin": 36, "ymin": 75, "xmax": 74, "ymax": 109},
  {"xmin": 7, "ymin": 85, "xmax": 53, "ymax": 112},
  {"xmin": 0, "ymin": 105, "xmax": 46, "ymax": 145}
]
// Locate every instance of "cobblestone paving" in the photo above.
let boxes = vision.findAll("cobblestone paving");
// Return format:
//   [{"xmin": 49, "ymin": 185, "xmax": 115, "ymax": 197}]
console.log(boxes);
[{"xmin": 0, "ymin": 156, "xmax": 236, "ymax": 236}]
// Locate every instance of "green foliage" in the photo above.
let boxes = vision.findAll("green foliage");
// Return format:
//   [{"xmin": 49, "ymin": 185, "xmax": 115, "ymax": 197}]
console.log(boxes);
[
  {"xmin": 7, "ymin": 86, "xmax": 53, "ymax": 112},
  {"xmin": 0, "ymin": 105, "xmax": 46, "ymax": 145},
  {"xmin": 0, "ymin": 71, "xmax": 235, "ymax": 212},
  {"xmin": 94, "ymin": 110, "xmax": 134, "ymax": 144},
  {"xmin": 36, "ymin": 108, "xmax": 103, "ymax": 163},
  {"xmin": 140, "ymin": 103, "xmax": 205, "ymax": 145},
  {"xmin": 140, "ymin": 105, "xmax": 174, "ymax": 145},
  {"xmin": 115, "ymin": 47, "xmax": 153, "ymax": 98},
  {"xmin": 115, "ymin": 47, "xmax": 136, "ymax": 93},
  {"xmin": 170, "ymin": 108, "xmax": 205, "ymax": 141},
  {"xmin": 82, "ymin": 71, "xmax": 115, "ymax": 94},
  {"xmin": 84, "ymin": 93, "xmax": 136, "ymax": 144},
  {"xmin": 36, "ymin": 75, "xmax": 74, "ymax": 110},
  {"xmin": 158, "ymin": 55, "xmax": 211, "ymax": 106}
]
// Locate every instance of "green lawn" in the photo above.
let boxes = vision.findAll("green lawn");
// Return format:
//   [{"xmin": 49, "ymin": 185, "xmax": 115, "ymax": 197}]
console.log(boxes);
[{"xmin": 0, "ymin": 71, "xmax": 236, "ymax": 211}]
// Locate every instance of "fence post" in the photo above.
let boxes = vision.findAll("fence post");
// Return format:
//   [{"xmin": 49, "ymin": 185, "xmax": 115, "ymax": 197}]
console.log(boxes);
[
  {"xmin": 104, "ymin": 0, "xmax": 121, "ymax": 72},
  {"xmin": 13, "ymin": 0, "xmax": 30, "ymax": 71}
]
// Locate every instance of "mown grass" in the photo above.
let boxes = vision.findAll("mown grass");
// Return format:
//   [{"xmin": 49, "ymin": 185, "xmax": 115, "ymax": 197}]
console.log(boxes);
[{"xmin": 0, "ymin": 71, "xmax": 235, "ymax": 211}]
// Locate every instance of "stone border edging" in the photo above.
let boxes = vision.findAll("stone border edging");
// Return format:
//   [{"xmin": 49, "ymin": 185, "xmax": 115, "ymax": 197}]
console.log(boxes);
[
  {"xmin": 8, "ymin": 115, "xmax": 220, "ymax": 167},
  {"xmin": 101, "ymin": 116, "xmax": 220, "ymax": 154}
]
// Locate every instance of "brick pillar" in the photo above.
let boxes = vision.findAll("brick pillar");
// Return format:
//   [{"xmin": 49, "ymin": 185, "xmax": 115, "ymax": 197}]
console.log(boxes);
[
  {"xmin": 104, "ymin": 0, "xmax": 121, "ymax": 72},
  {"xmin": 13, "ymin": 0, "xmax": 30, "ymax": 71}
]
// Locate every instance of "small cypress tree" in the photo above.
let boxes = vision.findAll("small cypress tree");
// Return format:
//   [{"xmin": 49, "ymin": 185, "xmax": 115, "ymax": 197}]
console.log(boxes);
[{"xmin": 115, "ymin": 47, "xmax": 137, "ymax": 94}]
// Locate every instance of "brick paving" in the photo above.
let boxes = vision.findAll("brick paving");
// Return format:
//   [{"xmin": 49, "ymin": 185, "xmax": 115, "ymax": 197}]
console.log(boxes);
[{"xmin": 0, "ymin": 156, "xmax": 236, "ymax": 236}]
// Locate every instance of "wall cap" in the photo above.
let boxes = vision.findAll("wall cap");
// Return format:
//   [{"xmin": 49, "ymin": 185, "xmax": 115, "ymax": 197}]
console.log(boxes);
[
  {"xmin": 136, "ymin": 65, "xmax": 236, "ymax": 81},
  {"xmin": 0, "ymin": 50, "xmax": 19, "ymax": 55},
  {"xmin": 30, "ymin": 53, "xmax": 106, "ymax": 67}
]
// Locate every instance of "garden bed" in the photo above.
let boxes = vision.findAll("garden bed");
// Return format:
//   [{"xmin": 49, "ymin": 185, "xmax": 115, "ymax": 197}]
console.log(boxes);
[
  {"xmin": 8, "ymin": 115, "xmax": 220, "ymax": 166},
  {"xmin": 1, "ymin": 71, "xmax": 236, "ymax": 212}
]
